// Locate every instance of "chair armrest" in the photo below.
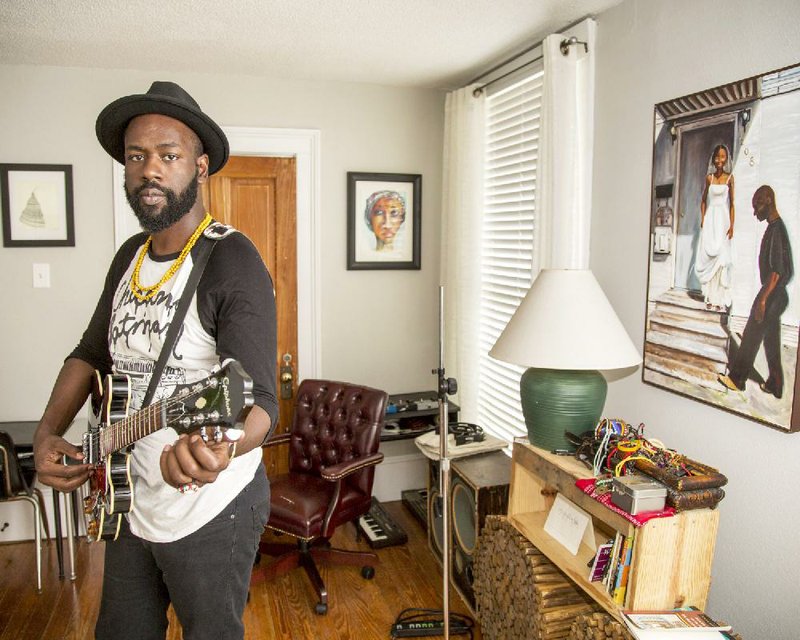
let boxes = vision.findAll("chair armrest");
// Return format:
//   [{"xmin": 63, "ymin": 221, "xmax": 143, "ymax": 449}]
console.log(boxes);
[
  {"xmin": 261, "ymin": 432, "xmax": 291, "ymax": 449},
  {"xmin": 320, "ymin": 452, "xmax": 384, "ymax": 481}
]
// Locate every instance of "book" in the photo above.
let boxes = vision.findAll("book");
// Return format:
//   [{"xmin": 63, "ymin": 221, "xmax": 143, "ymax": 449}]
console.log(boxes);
[
  {"xmin": 612, "ymin": 530, "xmax": 635, "ymax": 605},
  {"xmin": 603, "ymin": 532, "xmax": 623, "ymax": 591},
  {"xmin": 623, "ymin": 628, "xmax": 733, "ymax": 640},
  {"xmin": 621, "ymin": 609, "xmax": 732, "ymax": 635},
  {"xmin": 588, "ymin": 541, "xmax": 613, "ymax": 582}
]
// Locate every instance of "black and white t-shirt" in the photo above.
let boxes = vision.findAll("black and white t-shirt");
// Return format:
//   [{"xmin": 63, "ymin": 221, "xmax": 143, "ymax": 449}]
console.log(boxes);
[{"xmin": 71, "ymin": 223, "xmax": 278, "ymax": 542}]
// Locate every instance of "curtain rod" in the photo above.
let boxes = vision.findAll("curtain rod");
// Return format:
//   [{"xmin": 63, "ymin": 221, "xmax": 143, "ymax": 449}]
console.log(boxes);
[{"xmin": 466, "ymin": 15, "xmax": 590, "ymax": 94}]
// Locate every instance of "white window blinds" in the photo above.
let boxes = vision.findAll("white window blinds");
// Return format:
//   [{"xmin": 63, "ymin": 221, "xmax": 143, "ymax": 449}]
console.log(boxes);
[{"xmin": 477, "ymin": 68, "xmax": 544, "ymax": 443}]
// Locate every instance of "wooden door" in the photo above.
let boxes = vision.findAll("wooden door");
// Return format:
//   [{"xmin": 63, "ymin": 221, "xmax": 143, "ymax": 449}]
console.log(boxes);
[{"xmin": 202, "ymin": 156, "xmax": 297, "ymax": 476}]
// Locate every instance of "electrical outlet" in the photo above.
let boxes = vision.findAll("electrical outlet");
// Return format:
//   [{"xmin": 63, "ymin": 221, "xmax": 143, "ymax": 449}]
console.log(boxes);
[{"xmin": 33, "ymin": 263, "xmax": 51, "ymax": 288}]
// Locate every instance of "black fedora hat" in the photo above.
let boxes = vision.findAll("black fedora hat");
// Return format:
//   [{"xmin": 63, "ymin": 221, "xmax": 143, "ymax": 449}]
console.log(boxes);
[{"xmin": 95, "ymin": 81, "xmax": 229, "ymax": 175}]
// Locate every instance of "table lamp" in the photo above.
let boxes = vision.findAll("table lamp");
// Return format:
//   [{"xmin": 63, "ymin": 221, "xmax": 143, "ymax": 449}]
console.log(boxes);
[{"xmin": 489, "ymin": 269, "xmax": 641, "ymax": 451}]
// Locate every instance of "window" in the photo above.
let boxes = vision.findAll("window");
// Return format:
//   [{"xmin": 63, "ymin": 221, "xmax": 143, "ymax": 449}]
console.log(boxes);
[{"xmin": 476, "ymin": 67, "xmax": 544, "ymax": 442}]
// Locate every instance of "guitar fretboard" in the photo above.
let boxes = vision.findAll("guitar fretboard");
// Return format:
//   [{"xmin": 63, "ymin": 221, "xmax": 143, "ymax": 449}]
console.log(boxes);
[{"xmin": 100, "ymin": 399, "xmax": 167, "ymax": 456}]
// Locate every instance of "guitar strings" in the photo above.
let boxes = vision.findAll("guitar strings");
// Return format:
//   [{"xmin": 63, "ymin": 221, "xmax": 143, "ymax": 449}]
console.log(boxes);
[{"xmin": 100, "ymin": 382, "xmax": 217, "ymax": 455}]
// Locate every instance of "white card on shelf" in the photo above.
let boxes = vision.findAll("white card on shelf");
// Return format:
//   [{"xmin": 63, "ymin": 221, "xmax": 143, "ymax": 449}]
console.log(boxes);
[{"xmin": 543, "ymin": 493, "xmax": 595, "ymax": 555}]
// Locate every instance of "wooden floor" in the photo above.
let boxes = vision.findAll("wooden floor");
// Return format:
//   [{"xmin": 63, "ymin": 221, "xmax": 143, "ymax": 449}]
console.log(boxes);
[{"xmin": 0, "ymin": 501, "xmax": 482, "ymax": 640}]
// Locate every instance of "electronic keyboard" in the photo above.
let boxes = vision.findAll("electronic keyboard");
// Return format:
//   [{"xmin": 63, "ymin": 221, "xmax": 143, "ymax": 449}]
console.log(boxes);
[{"xmin": 357, "ymin": 497, "xmax": 408, "ymax": 548}]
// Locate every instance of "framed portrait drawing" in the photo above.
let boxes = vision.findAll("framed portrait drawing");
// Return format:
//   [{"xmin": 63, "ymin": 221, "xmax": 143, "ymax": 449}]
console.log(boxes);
[
  {"xmin": 643, "ymin": 62, "xmax": 800, "ymax": 432},
  {"xmin": 1, "ymin": 164, "xmax": 75, "ymax": 247},
  {"xmin": 347, "ymin": 172, "xmax": 421, "ymax": 270}
]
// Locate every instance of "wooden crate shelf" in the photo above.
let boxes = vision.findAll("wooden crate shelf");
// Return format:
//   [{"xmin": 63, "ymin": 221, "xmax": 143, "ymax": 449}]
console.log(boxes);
[{"xmin": 508, "ymin": 441, "xmax": 720, "ymax": 621}]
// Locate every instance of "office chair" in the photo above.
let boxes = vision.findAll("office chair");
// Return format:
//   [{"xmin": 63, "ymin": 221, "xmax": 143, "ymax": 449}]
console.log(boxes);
[
  {"xmin": 255, "ymin": 379, "xmax": 388, "ymax": 614},
  {"xmin": 0, "ymin": 430, "xmax": 50, "ymax": 592}
]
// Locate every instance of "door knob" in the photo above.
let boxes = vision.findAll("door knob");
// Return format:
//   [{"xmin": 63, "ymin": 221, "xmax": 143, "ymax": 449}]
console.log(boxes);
[{"xmin": 280, "ymin": 353, "xmax": 294, "ymax": 399}]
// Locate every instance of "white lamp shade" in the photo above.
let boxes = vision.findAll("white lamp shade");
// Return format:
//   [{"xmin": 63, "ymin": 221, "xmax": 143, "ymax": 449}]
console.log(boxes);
[{"xmin": 489, "ymin": 269, "xmax": 641, "ymax": 371}]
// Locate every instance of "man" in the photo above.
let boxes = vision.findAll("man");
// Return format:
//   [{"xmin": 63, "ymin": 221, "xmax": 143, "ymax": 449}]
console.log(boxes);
[
  {"xmin": 365, "ymin": 189, "xmax": 406, "ymax": 251},
  {"xmin": 33, "ymin": 81, "xmax": 278, "ymax": 639},
  {"xmin": 719, "ymin": 185, "xmax": 793, "ymax": 399}
]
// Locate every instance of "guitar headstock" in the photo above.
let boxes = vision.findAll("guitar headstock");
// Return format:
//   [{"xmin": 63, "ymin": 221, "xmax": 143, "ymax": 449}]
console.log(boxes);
[{"xmin": 165, "ymin": 360, "xmax": 254, "ymax": 438}]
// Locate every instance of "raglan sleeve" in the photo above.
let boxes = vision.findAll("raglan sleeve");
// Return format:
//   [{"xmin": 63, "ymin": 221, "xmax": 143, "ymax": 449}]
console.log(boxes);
[{"xmin": 198, "ymin": 233, "xmax": 279, "ymax": 431}]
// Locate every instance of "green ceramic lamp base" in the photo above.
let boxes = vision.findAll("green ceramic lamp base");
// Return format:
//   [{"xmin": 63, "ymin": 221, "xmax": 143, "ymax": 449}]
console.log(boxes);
[{"xmin": 519, "ymin": 368, "xmax": 607, "ymax": 451}]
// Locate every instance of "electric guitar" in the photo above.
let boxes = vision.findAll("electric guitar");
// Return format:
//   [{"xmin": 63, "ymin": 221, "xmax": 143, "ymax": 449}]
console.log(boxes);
[{"xmin": 80, "ymin": 360, "xmax": 253, "ymax": 542}]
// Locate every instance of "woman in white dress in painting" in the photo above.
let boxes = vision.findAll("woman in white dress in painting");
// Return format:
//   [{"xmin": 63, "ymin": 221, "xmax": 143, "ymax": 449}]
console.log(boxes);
[{"xmin": 695, "ymin": 144, "xmax": 735, "ymax": 311}]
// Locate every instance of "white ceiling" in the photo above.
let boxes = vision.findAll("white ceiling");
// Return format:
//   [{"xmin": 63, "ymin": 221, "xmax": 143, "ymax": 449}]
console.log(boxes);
[{"xmin": 0, "ymin": 0, "xmax": 621, "ymax": 90}]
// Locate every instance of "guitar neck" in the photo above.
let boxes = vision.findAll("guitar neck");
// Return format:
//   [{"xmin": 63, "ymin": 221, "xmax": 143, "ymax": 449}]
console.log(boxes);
[{"xmin": 101, "ymin": 398, "xmax": 167, "ymax": 456}]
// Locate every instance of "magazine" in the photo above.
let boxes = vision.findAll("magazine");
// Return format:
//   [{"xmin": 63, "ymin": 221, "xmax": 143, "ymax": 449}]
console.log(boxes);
[{"xmin": 622, "ymin": 609, "xmax": 731, "ymax": 633}]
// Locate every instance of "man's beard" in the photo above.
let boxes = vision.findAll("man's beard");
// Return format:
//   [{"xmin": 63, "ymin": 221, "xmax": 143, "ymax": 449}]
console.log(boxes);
[{"xmin": 125, "ymin": 171, "xmax": 199, "ymax": 234}]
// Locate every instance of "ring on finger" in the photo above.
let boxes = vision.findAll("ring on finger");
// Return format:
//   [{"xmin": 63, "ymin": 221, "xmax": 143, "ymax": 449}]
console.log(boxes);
[{"xmin": 178, "ymin": 481, "xmax": 199, "ymax": 494}]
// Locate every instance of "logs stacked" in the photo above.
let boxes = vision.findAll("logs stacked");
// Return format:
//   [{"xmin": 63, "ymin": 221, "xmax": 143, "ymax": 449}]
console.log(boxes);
[
  {"xmin": 567, "ymin": 613, "xmax": 633, "ymax": 640},
  {"xmin": 474, "ymin": 516, "xmax": 601, "ymax": 639}
]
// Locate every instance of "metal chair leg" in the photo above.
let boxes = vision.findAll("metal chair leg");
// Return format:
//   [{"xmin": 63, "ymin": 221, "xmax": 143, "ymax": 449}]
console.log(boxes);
[
  {"xmin": 64, "ymin": 491, "xmax": 76, "ymax": 581},
  {"xmin": 32, "ymin": 488, "xmax": 51, "ymax": 541},
  {"xmin": 20, "ymin": 495, "xmax": 42, "ymax": 592}
]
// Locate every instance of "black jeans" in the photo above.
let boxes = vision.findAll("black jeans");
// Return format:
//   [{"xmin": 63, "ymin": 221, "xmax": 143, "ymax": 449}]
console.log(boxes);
[{"xmin": 95, "ymin": 466, "xmax": 269, "ymax": 640}]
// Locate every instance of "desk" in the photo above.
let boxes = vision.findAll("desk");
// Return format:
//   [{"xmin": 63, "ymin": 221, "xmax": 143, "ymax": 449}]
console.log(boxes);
[
  {"xmin": 381, "ymin": 391, "xmax": 459, "ymax": 442},
  {"xmin": 2, "ymin": 421, "xmax": 37, "ymax": 447},
  {"xmin": 0, "ymin": 421, "xmax": 78, "ymax": 581}
]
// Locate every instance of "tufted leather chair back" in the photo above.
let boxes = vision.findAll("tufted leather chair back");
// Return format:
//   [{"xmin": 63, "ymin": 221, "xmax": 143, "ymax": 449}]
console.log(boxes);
[{"xmin": 289, "ymin": 380, "xmax": 387, "ymax": 497}]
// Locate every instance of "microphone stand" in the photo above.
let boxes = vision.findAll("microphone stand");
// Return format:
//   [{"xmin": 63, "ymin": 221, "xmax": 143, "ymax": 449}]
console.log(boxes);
[
  {"xmin": 434, "ymin": 285, "xmax": 457, "ymax": 640},
  {"xmin": 391, "ymin": 286, "xmax": 462, "ymax": 639}
]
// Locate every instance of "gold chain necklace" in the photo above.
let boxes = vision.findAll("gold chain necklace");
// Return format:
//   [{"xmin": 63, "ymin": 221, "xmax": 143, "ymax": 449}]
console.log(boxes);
[{"xmin": 130, "ymin": 213, "xmax": 213, "ymax": 302}]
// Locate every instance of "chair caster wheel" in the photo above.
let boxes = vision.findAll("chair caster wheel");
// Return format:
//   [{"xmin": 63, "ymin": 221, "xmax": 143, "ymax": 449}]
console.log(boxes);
[
  {"xmin": 315, "ymin": 602, "xmax": 328, "ymax": 615},
  {"xmin": 361, "ymin": 565, "xmax": 375, "ymax": 580}
]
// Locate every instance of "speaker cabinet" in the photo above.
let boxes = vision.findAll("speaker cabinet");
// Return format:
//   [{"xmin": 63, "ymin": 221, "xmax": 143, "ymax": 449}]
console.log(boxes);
[
  {"xmin": 427, "ymin": 451, "xmax": 510, "ymax": 613},
  {"xmin": 427, "ymin": 459, "xmax": 444, "ymax": 565}
]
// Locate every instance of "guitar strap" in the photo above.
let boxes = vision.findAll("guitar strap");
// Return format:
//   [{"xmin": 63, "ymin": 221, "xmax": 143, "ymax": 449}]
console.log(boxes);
[{"xmin": 141, "ymin": 232, "xmax": 218, "ymax": 408}]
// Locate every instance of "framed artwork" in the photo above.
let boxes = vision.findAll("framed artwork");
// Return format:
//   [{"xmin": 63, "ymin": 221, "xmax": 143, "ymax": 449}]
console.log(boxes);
[
  {"xmin": 1, "ymin": 164, "xmax": 75, "ymax": 247},
  {"xmin": 347, "ymin": 172, "xmax": 421, "ymax": 270},
  {"xmin": 643, "ymin": 62, "xmax": 800, "ymax": 433}
]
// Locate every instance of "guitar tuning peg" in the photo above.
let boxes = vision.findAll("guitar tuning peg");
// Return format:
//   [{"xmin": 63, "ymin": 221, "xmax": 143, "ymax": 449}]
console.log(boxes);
[{"xmin": 214, "ymin": 426, "xmax": 223, "ymax": 443}]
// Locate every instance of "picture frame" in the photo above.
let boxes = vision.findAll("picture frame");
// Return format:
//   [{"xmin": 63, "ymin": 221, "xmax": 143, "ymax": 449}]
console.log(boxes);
[
  {"xmin": 642, "ymin": 62, "xmax": 800, "ymax": 433},
  {"xmin": 1, "ymin": 164, "xmax": 75, "ymax": 247},
  {"xmin": 347, "ymin": 172, "xmax": 421, "ymax": 270}
]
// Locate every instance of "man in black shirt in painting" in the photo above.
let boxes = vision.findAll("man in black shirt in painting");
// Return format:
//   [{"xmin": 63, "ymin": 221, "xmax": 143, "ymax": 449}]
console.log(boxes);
[{"xmin": 719, "ymin": 184, "xmax": 793, "ymax": 399}]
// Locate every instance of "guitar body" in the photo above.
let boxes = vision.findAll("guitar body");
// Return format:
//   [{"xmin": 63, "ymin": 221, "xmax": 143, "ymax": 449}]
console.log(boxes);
[
  {"xmin": 85, "ymin": 372, "xmax": 134, "ymax": 541},
  {"xmin": 79, "ymin": 360, "xmax": 254, "ymax": 543}
]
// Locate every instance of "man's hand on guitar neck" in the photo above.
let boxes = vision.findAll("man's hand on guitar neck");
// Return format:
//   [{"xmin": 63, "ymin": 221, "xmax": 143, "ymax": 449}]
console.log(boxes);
[
  {"xmin": 160, "ymin": 433, "xmax": 234, "ymax": 491},
  {"xmin": 159, "ymin": 403, "xmax": 271, "ymax": 491}
]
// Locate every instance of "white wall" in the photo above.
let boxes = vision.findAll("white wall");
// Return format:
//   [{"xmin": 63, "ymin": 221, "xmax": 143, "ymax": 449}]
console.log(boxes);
[
  {"xmin": 0, "ymin": 65, "xmax": 445, "ymax": 422},
  {"xmin": 592, "ymin": 1, "xmax": 800, "ymax": 638}
]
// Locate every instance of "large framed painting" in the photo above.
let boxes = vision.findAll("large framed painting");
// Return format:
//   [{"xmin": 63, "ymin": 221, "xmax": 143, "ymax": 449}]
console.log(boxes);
[
  {"xmin": 643, "ymin": 62, "xmax": 800, "ymax": 433},
  {"xmin": 347, "ymin": 172, "xmax": 421, "ymax": 270}
]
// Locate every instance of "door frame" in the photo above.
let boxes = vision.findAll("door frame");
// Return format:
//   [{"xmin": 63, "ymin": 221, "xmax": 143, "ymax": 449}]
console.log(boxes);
[{"xmin": 112, "ymin": 126, "xmax": 322, "ymax": 381}]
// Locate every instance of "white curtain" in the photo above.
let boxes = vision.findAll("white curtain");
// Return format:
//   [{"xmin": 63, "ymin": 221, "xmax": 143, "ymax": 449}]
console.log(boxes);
[
  {"xmin": 440, "ymin": 85, "xmax": 485, "ymax": 422},
  {"xmin": 537, "ymin": 18, "xmax": 597, "ymax": 270}
]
